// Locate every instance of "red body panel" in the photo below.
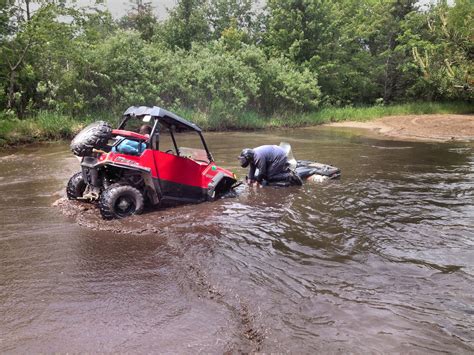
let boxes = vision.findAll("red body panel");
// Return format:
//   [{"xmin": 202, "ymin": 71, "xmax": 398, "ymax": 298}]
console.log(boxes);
[
  {"xmin": 98, "ymin": 149, "xmax": 234, "ymax": 189},
  {"xmin": 98, "ymin": 149, "xmax": 155, "ymax": 173},
  {"xmin": 153, "ymin": 150, "xmax": 208, "ymax": 187}
]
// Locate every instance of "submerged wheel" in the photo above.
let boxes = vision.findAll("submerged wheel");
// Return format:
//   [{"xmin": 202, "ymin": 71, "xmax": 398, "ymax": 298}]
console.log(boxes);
[
  {"xmin": 99, "ymin": 185, "xmax": 144, "ymax": 220},
  {"xmin": 207, "ymin": 177, "xmax": 237, "ymax": 201},
  {"xmin": 66, "ymin": 172, "xmax": 86, "ymax": 200},
  {"xmin": 70, "ymin": 121, "xmax": 112, "ymax": 157}
]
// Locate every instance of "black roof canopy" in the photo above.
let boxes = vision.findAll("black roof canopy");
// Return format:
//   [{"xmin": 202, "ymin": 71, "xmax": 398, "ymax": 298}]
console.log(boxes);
[{"xmin": 123, "ymin": 106, "xmax": 202, "ymax": 132}]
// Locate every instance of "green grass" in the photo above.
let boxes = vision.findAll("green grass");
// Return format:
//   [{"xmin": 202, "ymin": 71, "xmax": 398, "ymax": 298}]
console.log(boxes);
[
  {"xmin": 0, "ymin": 102, "xmax": 472, "ymax": 147},
  {"xmin": 305, "ymin": 101, "xmax": 474, "ymax": 125},
  {"xmin": 204, "ymin": 101, "xmax": 474, "ymax": 130},
  {"xmin": 0, "ymin": 110, "xmax": 117, "ymax": 147},
  {"xmin": 262, "ymin": 101, "xmax": 474, "ymax": 129},
  {"xmin": 0, "ymin": 112, "xmax": 96, "ymax": 147}
]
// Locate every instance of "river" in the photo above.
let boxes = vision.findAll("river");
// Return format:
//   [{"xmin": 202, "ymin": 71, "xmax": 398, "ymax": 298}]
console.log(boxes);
[{"xmin": 0, "ymin": 127, "xmax": 473, "ymax": 352}]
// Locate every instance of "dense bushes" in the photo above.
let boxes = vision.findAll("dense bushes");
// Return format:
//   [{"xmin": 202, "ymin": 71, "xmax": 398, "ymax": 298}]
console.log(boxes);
[
  {"xmin": 0, "ymin": 0, "xmax": 472, "ymax": 122},
  {"xmin": 56, "ymin": 31, "xmax": 321, "ymax": 119}
]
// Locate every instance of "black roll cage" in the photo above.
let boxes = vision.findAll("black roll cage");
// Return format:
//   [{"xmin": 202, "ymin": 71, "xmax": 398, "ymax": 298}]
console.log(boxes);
[{"xmin": 118, "ymin": 106, "xmax": 214, "ymax": 162}]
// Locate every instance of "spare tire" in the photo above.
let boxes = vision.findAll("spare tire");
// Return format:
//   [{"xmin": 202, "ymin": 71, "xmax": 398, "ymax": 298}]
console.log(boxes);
[{"xmin": 70, "ymin": 121, "xmax": 112, "ymax": 156}]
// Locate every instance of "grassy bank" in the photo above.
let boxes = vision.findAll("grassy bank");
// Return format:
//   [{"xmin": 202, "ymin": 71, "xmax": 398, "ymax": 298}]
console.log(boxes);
[
  {"xmin": 1, "ymin": 102, "xmax": 473, "ymax": 147},
  {"xmin": 0, "ymin": 111, "xmax": 116, "ymax": 147},
  {"xmin": 176, "ymin": 101, "xmax": 474, "ymax": 130}
]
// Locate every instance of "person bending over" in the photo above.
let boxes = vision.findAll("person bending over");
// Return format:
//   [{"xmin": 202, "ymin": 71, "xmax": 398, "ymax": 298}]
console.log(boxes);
[{"xmin": 238, "ymin": 145, "xmax": 302, "ymax": 186}]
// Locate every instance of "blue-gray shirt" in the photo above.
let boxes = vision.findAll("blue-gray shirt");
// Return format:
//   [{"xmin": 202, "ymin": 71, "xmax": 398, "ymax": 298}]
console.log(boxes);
[{"xmin": 248, "ymin": 145, "xmax": 288, "ymax": 182}]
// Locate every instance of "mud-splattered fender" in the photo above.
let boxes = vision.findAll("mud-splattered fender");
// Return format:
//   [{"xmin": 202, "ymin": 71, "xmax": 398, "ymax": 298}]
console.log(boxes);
[
  {"xmin": 206, "ymin": 172, "xmax": 236, "ymax": 200},
  {"xmin": 103, "ymin": 162, "xmax": 160, "ymax": 205},
  {"xmin": 81, "ymin": 158, "xmax": 160, "ymax": 205}
]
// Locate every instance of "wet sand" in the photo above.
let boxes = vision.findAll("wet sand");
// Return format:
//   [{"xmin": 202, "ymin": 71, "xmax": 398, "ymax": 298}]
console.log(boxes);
[{"xmin": 327, "ymin": 114, "xmax": 474, "ymax": 142}]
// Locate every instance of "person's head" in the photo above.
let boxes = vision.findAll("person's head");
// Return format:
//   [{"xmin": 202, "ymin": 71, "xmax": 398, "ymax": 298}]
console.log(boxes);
[
  {"xmin": 238, "ymin": 148, "xmax": 254, "ymax": 168},
  {"xmin": 139, "ymin": 124, "xmax": 152, "ymax": 135}
]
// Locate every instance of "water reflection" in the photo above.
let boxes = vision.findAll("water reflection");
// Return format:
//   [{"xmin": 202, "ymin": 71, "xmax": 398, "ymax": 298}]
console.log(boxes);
[{"xmin": 0, "ymin": 129, "xmax": 473, "ymax": 352}]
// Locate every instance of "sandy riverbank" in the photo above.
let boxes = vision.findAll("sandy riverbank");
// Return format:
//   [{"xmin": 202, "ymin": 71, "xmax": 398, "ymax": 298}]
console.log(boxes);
[{"xmin": 327, "ymin": 114, "xmax": 474, "ymax": 142}]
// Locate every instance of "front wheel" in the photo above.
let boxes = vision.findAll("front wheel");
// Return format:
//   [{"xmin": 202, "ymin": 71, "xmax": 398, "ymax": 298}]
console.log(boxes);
[
  {"xmin": 99, "ymin": 185, "xmax": 144, "ymax": 220},
  {"xmin": 67, "ymin": 172, "xmax": 86, "ymax": 200}
]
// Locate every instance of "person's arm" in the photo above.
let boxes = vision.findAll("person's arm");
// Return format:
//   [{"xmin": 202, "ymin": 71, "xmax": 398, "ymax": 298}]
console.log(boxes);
[
  {"xmin": 248, "ymin": 164, "xmax": 256, "ymax": 183},
  {"xmin": 254, "ymin": 158, "xmax": 267, "ymax": 183}
]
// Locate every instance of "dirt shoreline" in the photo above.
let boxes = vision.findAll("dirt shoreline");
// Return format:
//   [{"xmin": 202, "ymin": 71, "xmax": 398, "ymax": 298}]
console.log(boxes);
[{"xmin": 326, "ymin": 114, "xmax": 474, "ymax": 142}]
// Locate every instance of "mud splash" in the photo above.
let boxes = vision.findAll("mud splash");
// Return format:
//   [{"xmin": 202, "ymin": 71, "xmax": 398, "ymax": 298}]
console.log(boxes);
[
  {"xmin": 53, "ymin": 197, "xmax": 169, "ymax": 235},
  {"xmin": 53, "ymin": 195, "xmax": 267, "ymax": 351},
  {"xmin": 53, "ymin": 195, "xmax": 240, "ymax": 236}
]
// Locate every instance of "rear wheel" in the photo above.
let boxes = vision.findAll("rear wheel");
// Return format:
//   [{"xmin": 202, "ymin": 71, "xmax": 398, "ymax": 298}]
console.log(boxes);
[
  {"xmin": 66, "ymin": 172, "xmax": 86, "ymax": 200},
  {"xmin": 99, "ymin": 185, "xmax": 144, "ymax": 220}
]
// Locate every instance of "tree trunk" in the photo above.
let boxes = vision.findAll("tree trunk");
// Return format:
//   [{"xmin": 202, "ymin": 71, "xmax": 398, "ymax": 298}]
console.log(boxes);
[
  {"xmin": 4, "ymin": 40, "xmax": 32, "ymax": 112},
  {"xmin": 25, "ymin": 0, "xmax": 31, "ymax": 21},
  {"xmin": 383, "ymin": 33, "xmax": 396, "ymax": 103},
  {"xmin": 7, "ymin": 70, "xmax": 16, "ymax": 110}
]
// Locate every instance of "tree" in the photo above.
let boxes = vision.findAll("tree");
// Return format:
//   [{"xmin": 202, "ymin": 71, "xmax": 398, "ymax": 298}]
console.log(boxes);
[
  {"xmin": 158, "ymin": 0, "xmax": 209, "ymax": 50},
  {"xmin": 264, "ymin": 0, "xmax": 375, "ymax": 104},
  {"xmin": 0, "ymin": 0, "xmax": 39, "ymax": 113},
  {"xmin": 398, "ymin": 0, "xmax": 473, "ymax": 100},
  {"xmin": 119, "ymin": 0, "xmax": 157, "ymax": 41},
  {"xmin": 0, "ymin": 1, "xmax": 118, "ymax": 115},
  {"xmin": 375, "ymin": 0, "xmax": 417, "ymax": 102},
  {"xmin": 206, "ymin": 0, "xmax": 254, "ymax": 39}
]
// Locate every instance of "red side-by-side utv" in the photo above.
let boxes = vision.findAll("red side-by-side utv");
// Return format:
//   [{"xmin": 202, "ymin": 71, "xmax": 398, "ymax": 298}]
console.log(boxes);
[{"xmin": 67, "ymin": 106, "xmax": 238, "ymax": 219}]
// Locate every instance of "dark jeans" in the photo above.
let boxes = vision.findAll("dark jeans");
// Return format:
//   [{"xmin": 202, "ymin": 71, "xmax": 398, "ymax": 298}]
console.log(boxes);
[{"xmin": 267, "ymin": 170, "xmax": 302, "ymax": 186}]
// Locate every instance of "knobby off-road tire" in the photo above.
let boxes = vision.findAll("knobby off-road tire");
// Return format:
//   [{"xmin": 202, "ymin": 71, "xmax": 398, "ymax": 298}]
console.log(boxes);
[
  {"xmin": 66, "ymin": 172, "xmax": 86, "ymax": 200},
  {"xmin": 70, "ymin": 121, "xmax": 112, "ymax": 157},
  {"xmin": 99, "ymin": 185, "xmax": 144, "ymax": 220}
]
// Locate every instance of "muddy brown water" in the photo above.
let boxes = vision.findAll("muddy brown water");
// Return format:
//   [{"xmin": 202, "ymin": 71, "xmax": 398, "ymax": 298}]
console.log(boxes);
[{"xmin": 0, "ymin": 127, "xmax": 473, "ymax": 353}]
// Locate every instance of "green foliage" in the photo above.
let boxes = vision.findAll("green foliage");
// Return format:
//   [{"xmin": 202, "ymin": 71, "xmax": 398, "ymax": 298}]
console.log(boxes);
[
  {"xmin": 206, "ymin": 0, "xmax": 254, "ymax": 39},
  {"xmin": 118, "ymin": 0, "xmax": 157, "ymax": 41},
  {"xmin": 0, "ymin": 111, "xmax": 83, "ymax": 145},
  {"xmin": 259, "ymin": 56, "xmax": 320, "ymax": 113},
  {"xmin": 398, "ymin": 0, "xmax": 473, "ymax": 101},
  {"xmin": 181, "ymin": 41, "xmax": 261, "ymax": 113},
  {"xmin": 66, "ymin": 33, "xmax": 320, "ymax": 118},
  {"xmin": 158, "ymin": 0, "xmax": 209, "ymax": 50},
  {"xmin": 0, "ymin": 0, "xmax": 472, "ymax": 138}
]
